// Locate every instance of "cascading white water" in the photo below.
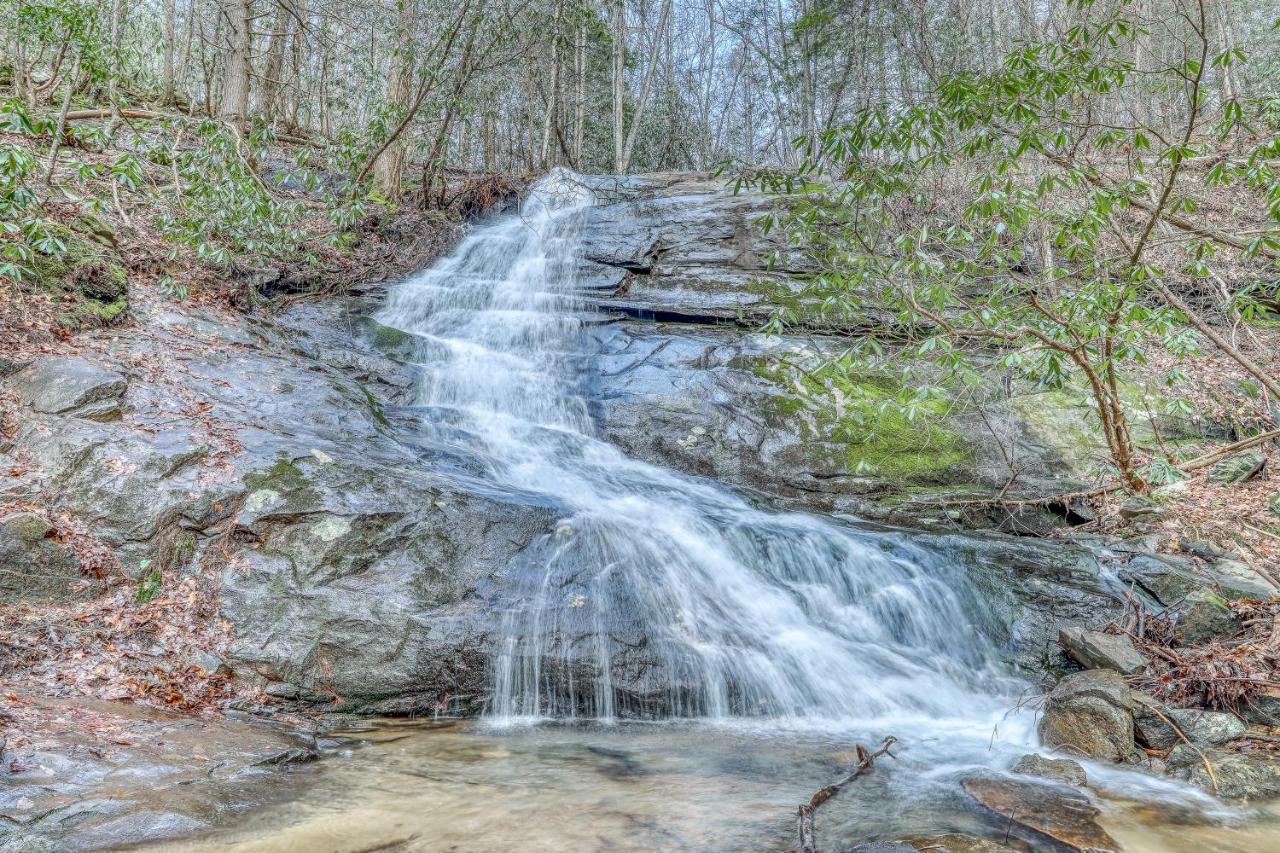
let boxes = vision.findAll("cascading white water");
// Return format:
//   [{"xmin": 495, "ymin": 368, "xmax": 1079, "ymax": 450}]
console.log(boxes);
[{"xmin": 376, "ymin": 169, "xmax": 1025, "ymax": 733}]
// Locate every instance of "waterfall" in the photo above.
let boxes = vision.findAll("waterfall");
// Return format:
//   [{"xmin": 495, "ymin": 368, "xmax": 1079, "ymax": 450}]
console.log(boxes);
[{"xmin": 376, "ymin": 169, "xmax": 1023, "ymax": 731}]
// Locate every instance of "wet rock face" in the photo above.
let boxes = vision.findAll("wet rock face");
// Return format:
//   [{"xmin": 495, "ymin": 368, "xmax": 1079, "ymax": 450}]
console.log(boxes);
[
  {"xmin": 1037, "ymin": 669, "xmax": 1134, "ymax": 762},
  {"xmin": 10, "ymin": 356, "xmax": 127, "ymax": 420},
  {"xmin": 581, "ymin": 176, "xmax": 1220, "ymax": 535},
  {"xmin": 0, "ymin": 697, "xmax": 316, "ymax": 850},
  {"xmin": 2, "ymin": 299, "xmax": 559, "ymax": 714}
]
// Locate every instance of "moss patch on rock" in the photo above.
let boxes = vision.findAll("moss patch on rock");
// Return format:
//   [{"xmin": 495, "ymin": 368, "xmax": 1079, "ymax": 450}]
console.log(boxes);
[
  {"xmin": 744, "ymin": 352, "xmax": 971, "ymax": 481},
  {"xmin": 25, "ymin": 220, "xmax": 130, "ymax": 332}
]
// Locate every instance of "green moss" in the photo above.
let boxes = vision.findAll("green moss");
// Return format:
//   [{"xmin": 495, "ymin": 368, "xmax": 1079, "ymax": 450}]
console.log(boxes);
[
  {"xmin": 26, "ymin": 221, "xmax": 130, "ymax": 331},
  {"xmin": 746, "ymin": 353, "xmax": 971, "ymax": 480},
  {"xmin": 361, "ymin": 386, "xmax": 391, "ymax": 428}
]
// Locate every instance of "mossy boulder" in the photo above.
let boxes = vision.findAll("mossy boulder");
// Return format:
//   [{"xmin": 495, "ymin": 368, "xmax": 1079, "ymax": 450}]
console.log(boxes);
[{"xmin": 25, "ymin": 220, "xmax": 129, "ymax": 332}]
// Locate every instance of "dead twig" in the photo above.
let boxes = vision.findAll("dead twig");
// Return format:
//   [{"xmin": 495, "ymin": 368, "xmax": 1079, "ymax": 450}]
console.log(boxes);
[{"xmin": 794, "ymin": 736, "xmax": 898, "ymax": 853}]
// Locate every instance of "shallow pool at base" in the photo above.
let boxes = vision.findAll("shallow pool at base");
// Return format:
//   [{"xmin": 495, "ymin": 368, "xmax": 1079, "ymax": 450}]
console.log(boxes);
[{"xmin": 142, "ymin": 719, "xmax": 1280, "ymax": 853}]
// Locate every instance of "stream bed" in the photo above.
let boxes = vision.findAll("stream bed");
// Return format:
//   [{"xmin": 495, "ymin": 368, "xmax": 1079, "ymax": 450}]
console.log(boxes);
[{"xmin": 141, "ymin": 719, "xmax": 1280, "ymax": 852}]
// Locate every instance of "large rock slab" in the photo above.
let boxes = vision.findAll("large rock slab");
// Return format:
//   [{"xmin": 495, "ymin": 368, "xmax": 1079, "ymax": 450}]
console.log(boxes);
[
  {"xmin": 961, "ymin": 776, "xmax": 1119, "ymax": 852},
  {"xmin": 10, "ymin": 356, "xmax": 126, "ymax": 420},
  {"xmin": 1058, "ymin": 627, "xmax": 1147, "ymax": 675},
  {"xmin": 1038, "ymin": 670, "xmax": 1134, "ymax": 762},
  {"xmin": 0, "ymin": 695, "xmax": 315, "ymax": 851}
]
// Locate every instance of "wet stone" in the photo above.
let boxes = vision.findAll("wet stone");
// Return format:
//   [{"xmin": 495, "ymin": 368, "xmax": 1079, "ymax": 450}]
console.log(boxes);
[
  {"xmin": 1012, "ymin": 753, "xmax": 1088, "ymax": 787},
  {"xmin": 1058, "ymin": 627, "xmax": 1147, "ymax": 675},
  {"xmin": 961, "ymin": 776, "xmax": 1119, "ymax": 852},
  {"xmin": 1037, "ymin": 669, "xmax": 1133, "ymax": 763},
  {"xmin": 9, "ymin": 356, "xmax": 127, "ymax": 418},
  {"xmin": 1133, "ymin": 703, "xmax": 1245, "ymax": 750},
  {"xmin": 1166, "ymin": 744, "xmax": 1280, "ymax": 800}
]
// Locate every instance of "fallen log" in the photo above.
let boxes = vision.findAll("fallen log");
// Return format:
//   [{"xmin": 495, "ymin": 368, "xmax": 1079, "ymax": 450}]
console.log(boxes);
[
  {"xmin": 62, "ymin": 109, "xmax": 159, "ymax": 122},
  {"xmin": 793, "ymin": 736, "xmax": 897, "ymax": 853}
]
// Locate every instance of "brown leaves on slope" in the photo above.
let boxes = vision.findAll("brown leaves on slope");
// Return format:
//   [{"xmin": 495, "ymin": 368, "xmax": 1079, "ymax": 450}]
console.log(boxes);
[
  {"xmin": 0, "ymin": 571, "xmax": 245, "ymax": 718},
  {"xmin": 1126, "ymin": 600, "xmax": 1280, "ymax": 710}
]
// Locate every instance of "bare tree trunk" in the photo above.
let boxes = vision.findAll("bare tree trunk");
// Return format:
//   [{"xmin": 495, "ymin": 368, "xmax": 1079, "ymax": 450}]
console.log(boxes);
[
  {"xmin": 612, "ymin": 0, "xmax": 626, "ymax": 172},
  {"xmin": 374, "ymin": 0, "xmax": 416, "ymax": 200},
  {"xmin": 539, "ymin": 0, "xmax": 564, "ymax": 168},
  {"xmin": 619, "ymin": 0, "xmax": 673, "ymax": 173},
  {"xmin": 218, "ymin": 0, "xmax": 253, "ymax": 127},
  {"xmin": 106, "ymin": 0, "xmax": 123, "ymax": 138},
  {"xmin": 573, "ymin": 21, "xmax": 585, "ymax": 165},
  {"xmin": 45, "ymin": 54, "xmax": 80, "ymax": 187},
  {"xmin": 161, "ymin": 0, "xmax": 176, "ymax": 104},
  {"xmin": 256, "ymin": 0, "xmax": 293, "ymax": 119}
]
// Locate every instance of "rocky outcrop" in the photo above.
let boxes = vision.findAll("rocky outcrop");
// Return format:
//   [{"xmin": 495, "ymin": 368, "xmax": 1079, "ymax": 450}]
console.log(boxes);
[
  {"xmin": 9, "ymin": 356, "xmax": 126, "ymax": 420},
  {"xmin": 579, "ymin": 177, "xmax": 1221, "ymax": 532},
  {"xmin": 2, "ymin": 296, "xmax": 560, "ymax": 714},
  {"xmin": 1058, "ymin": 627, "xmax": 1147, "ymax": 675},
  {"xmin": 1038, "ymin": 670, "xmax": 1134, "ymax": 762}
]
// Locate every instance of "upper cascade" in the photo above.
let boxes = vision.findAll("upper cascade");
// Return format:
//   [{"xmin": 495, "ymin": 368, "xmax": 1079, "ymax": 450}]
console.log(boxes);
[{"xmin": 376, "ymin": 171, "xmax": 1024, "ymax": 735}]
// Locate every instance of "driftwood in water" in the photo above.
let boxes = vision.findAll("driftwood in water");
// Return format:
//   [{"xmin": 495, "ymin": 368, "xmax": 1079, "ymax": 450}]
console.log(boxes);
[{"xmin": 793, "ymin": 736, "xmax": 898, "ymax": 853}]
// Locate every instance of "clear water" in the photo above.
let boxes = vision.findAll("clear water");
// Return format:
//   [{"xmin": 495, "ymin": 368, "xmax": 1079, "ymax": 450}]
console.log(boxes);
[
  {"xmin": 144, "ymin": 721, "xmax": 1277, "ymax": 853},
  {"xmin": 375, "ymin": 169, "xmax": 1023, "ymax": 736}
]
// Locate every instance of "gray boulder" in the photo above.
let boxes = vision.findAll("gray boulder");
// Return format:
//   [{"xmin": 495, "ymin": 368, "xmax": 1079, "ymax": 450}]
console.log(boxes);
[
  {"xmin": 1038, "ymin": 669, "xmax": 1134, "ymax": 762},
  {"xmin": 1133, "ymin": 697, "xmax": 1245, "ymax": 749},
  {"xmin": 1172, "ymin": 589, "xmax": 1241, "ymax": 646},
  {"xmin": 1011, "ymin": 753, "xmax": 1088, "ymax": 787},
  {"xmin": 9, "ymin": 356, "xmax": 126, "ymax": 420},
  {"xmin": 1207, "ymin": 449, "xmax": 1266, "ymax": 484},
  {"xmin": 1167, "ymin": 744, "xmax": 1280, "ymax": 800},
  {"xmin": 1058, "ymin": 627, "xmax": 1147, "ymax": 675}
]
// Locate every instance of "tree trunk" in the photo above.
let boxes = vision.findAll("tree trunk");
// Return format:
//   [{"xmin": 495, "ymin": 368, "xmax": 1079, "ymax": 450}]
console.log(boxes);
[
  {"xmin": 539, "ymin": 0, "xmax": 563, "ymax": 169},
  {"xmin": 374, "ymin": 0, "xmax": 417, "ymax": 200},
  {"xmin": 573, "ymin": 21, "xmax": 585, "ymax": 165},
  {"xmin": 618, "ymin": 0, "xmax": 672, "ymax": 173},
  {"xmin": 256, "ymin": 0, "xmax": 293, "ymax": 118},
  {"xmin": 219, "ymin": 0, "xmax": 253, "ymax": 127},
  {"xmin": 612, "ymin": 0, "xmax": 626, "ymax": 172},
  {"xmin": 161, "ymin": 0, "xmax": 176, "ymax": 104}
]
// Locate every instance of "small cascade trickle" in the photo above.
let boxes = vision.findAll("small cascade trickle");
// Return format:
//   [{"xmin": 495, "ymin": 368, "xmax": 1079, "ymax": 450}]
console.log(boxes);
[{"xmin": 377, "ymin": 169, "xmax": 1023, "ymax": 732}]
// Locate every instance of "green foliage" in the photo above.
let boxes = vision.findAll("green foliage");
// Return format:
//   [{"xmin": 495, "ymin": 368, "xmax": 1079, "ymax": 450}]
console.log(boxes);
[
  {"xmin": 0, "ymin": 99, "xmax": 60, "ymax": 283},
  {"xmin": 135, "ymin": 559, "xmax": 161, "ymax": 604},
  {"xmin": 153, "ymin": 120, "xmax": 310, "ymax": 269},
  {"xmin": 747, "ymin": 0, "xmax": 1280, "ymax": 492}
]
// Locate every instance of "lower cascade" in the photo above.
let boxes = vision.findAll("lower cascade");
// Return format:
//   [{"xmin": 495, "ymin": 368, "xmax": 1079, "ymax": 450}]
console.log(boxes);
[{"xmin": 377, "ymin": 170, "xmax": 1022, "ymax": 729}]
